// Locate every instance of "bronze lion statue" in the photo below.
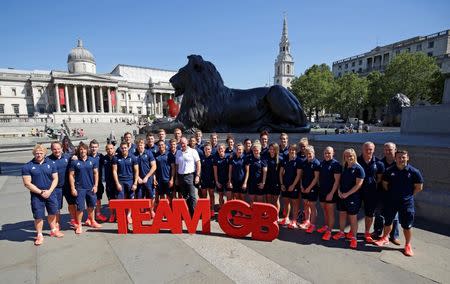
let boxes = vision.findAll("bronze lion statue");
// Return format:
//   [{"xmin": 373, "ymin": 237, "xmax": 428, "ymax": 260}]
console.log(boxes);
[{"xmin": 168, "ymin": 55, "xmax": 310, "ymax": 133}]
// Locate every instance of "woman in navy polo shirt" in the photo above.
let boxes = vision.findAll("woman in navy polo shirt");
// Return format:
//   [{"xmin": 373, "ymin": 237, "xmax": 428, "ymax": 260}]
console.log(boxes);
[
  {"xmin": 69, "ymin": 142, "xmax": 101, "ymax": 234},
  {"xmin": 333, "ymin": 148, "xmax": 365, "ymax": 249},
  {"xmin": 243, "ymin": 140, "xmax": 267, "ymax": 204},
  {"xmin": 228, "ymin": 143, "xmax": 246, "ymax": 202},
  {"xmin": 200, "ymin": 142, "xmax": 215, "ymax": 217},
  {"xmin": 265, "ymin": 143, "xmax": 283, "ymax": 209},
  {"xmin": 225, "ymin": 136, "xmax": 235, "ymax": 158},
  {"xmin": 135, "ymin": 138, "xmax": 157, "ymax": 217},
  {"xmin": 299, "ymin": 146, "xmax": 320, "ymax": 233},
  {"xmin": 22, "ymin": 144, "xmax": 62, "ymax": 245},
  {"xmin": 279, "ymin": 144, "xmax": 302, "ymax": 228},
  {"xmin": 214, "ymin": 144, "xmax": 229, "ymax": 208},
  {"xmin": 317, "ymin": 146, "xmax": 342, "ymax": 241}
]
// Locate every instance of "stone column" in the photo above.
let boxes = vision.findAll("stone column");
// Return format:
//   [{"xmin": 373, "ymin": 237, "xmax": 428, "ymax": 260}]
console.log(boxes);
[
  {"xmin": 99, "ymin": 87, "xmax": 104, "ymax": 113},
  {"xmin": 54, "ymin": 84, "xmax": 61, "ymax": 113},
  {"xmin": 64, "ymin": 85, "xmax": 71, "ymax": 113},
  {"xmin": 159, "ymin": 93, "xmax": 163, "ymax": 115},
  {"xmin": 125, "ymin": 92, "xmax": 129, "ymax": 113},
  {"xmin": 115, "ymin": 89, "xmax": 119, "ymax": 113},
  {"xmin": 82, "ymin": 86, "xmax": 87, "ymax": 112},
  {"xmin": 74, "ymin": 85, "xmax": 79, "ymax": 113},
  {"xmin": 91, "ymin": 86, "xmax": 96, "ymax": 113},
  {"xmin": 107, "ymin": 87, "xmax": 112, "ymax": 113},
  {"xmin": 152, "ymin": 93, "xmax": 156, "ymax": 115}
]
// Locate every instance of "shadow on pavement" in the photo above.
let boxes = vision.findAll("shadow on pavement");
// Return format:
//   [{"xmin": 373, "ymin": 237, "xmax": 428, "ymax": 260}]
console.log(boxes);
[{"xmin": 0, "ymin": 161, "xmax": 25, "ymax": 177}]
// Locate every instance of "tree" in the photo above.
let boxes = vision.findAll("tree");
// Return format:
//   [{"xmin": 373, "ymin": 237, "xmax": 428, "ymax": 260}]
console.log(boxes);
[
  {"xmin": 331, "ymin": 73, "xmax": 369, "ymax": 119},
  {"xmin": 383, "ymin": 52, "xmax": 443, "ymax": 104},
  {"xmin": 367, "ymin": 71, "xmax": 388, "ymax": 107},
  {"xmin": 290, "ymin": 64, "xmax": 335, "ymax": 120}
]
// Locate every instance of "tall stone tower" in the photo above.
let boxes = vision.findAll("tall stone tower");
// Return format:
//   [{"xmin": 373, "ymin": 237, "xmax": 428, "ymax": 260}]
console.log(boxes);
[{"xmin": 274, "ymin": 16, "xmax": 295, "ymax": 88}]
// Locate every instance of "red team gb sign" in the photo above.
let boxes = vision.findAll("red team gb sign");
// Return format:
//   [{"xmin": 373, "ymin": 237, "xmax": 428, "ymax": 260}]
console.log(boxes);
[{"xmin": 109, "ymin": 199, "xmax": 280, "ymax": 241}]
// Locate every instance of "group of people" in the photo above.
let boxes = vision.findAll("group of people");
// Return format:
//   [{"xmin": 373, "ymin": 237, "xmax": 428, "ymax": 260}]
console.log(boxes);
[{"xmin": 22, "ymin": 129, "xmax": 424, "ymax": 257}]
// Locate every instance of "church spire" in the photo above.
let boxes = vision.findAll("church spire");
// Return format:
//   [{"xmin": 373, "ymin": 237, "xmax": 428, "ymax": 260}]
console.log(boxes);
[
  {"xmin": 281, "ymin": 15, "xmax": 288, "ymax": 42},
  {"xmin": 274, "ymin": 15, "xmax": 295, "ymax": 88}
]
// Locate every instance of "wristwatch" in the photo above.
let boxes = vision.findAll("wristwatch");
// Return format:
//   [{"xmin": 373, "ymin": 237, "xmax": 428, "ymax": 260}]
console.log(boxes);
[{"xmin": 40, "ymin": 190, "xmax": 44, "ymax": 195}]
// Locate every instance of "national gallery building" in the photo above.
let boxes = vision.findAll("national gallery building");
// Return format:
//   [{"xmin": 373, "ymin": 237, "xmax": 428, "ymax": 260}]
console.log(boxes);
[{"xmin": 0, "ymin": 39, "xmax": 177, "ymax": 123}]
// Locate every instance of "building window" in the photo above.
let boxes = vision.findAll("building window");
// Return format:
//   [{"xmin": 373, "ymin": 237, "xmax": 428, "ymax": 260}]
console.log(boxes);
[
  {"xmin": 129, "ymin": 107, "xmax": 133, "ymax": 113},
  {"xmin": 428, "ymin": 41, "xmax": 434, "ymax": 48},
  {"xmin": 338, "ymin": 65, "xmax": 342, "ymax": 70},
  {"xmin": 427, "ymin": 51, "xmax": 433, "ymax": 57},
  {"xmin": 12, "ymin": 88, "xmax": 17, "ymax": 96},
  {"xmin": 345, "ymin": 63, "xmax": 348, "ymax": 69},
  {"xmin": 12, "ymin": 104, "xmax": 19, "ymax": 114},
  {"xmin": 287, "ymin": 64, "xmax": 290, "ymax": 74},
  {"xmin": 337, "ymin": 72, "xmax": 341, "ymax": 77},
  {"xmin": 277, "ymin": 66, "xmax": 280, "ymax": 75},
  {"xmin": 358, "ymin": 60, "xmax": 362, "ymax": 65},
  {"xmin": 121, "ymin": 93, "xmax": 125, "ymax": 100},
  {"xmin": 416, "ymin": 44, "xmax": 422, "ymax": 51},
  {"xmin": 358, "ymin": 68, "xmax": 362, "ymax": 73},
  {"xmin": 137, "ymin": 107, "xmax": 142, "ymax": 114},
  {"xmin": 276, "ymin": 79, "xmax": 280, "ymax": 84},
  {"xmin": 128, "ymin": 94, "xmax": 131, "ymax": 100},
  {"xmin": 121, "ymin": 106, "xmax": 126, "ymax": 113},
  {"xmin": 0, "ymin": 104, "xmax": 4, "ymax": 113},
  {"xmin": 351, "ymin": 62, "xmax": 355, "ymax": 67}
]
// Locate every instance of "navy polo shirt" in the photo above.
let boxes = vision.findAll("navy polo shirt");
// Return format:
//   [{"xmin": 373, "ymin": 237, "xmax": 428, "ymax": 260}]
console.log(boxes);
[
  {"xmin": 168, "ymin": 150, "xmax": 179, "ymax": 167},
  {"xmin": 383, "ymin": 164, "xmax": 424, "ymax": 201},
  {"xmin": 261, "ymin": 147, "xmax": 269, "ymax": 160},
  {"xmin": 145, "ymin": 144, "xmax": 158, "ymax": 156},
  {"xmin": 103, "ymin": 155, "xmax": 116, "ymax": 184},
  {"xmin": 69, "ymin": 156, "xmax": 98, "ymax": 189},
  {"xmin": 200, "ymin": 154, "xmax": 215, "ymax": 183},
  {"xmin": 297, "ymin": 153, "xmax": 307, "ymax": 163},
  {"xmin": 113, "ymin": 154, "xmax": 137, "ymax": 182},
  {"xmin": 225, "ymin": 148, "xmax": 235, "ymax": 159},
  {"xmin": 281, "ymin": 157, "xmax": 301, "ymax": 186},
  {"xmin": 245, "ymin": 155, "xmax": 267, "ymax": 185},
  {"xmin": 319, "ymin": 159, "xmax": 342, "ymax": 192},
  {"xmin": 380, "ymin": 157, "xmax": 395, "ymax": 170},
  {"xmin": 230, "ymin": 154, "xmax": 246, "ymax": 184},
  {"xmin": 279, "ymin": 146, "xmax": 289, "ymax": 160},
  {"xmin": 266, "ymin": 155, "xmax": 283, "ymax": 186},
  {"xmin": 210, "ymin": 145, "xmax": 218, "ymax": 157},
  {"xmin": 340, "ymin": 163, "xmax": 365, "ymax": 193},
  {"xmin": 357, "ymin": 155, "xmax": 384, "ymax": 190},
  {"xmin": 47, "ymin": 153, "xmax": 70, "ymax": 188},
  {"xmin": 195, "ymin": 147, "xmax": 205, "ymax": 159},
  {"xmin": 214, "ymin": 155, "xmax": 229, "ymax": 184},
  {"xmin": 155, "ymin": 151, "xmax": 173, "ymax": 182},
  {"xmin": 301, "ymin": 158, "xmax": 321, "ymax": 188},
  {"xmin": 116, "ymin": 143, "xmax": 137, "ymax": 156},
  {"xmin": 22, "ymin": 159, "xmax": 57, "ymax": 189},
  {"xmin": 90, "ymin": 153, "xmax": 104, "ymax": 183},
  {"xmin": 134, "ymin": 150, "xmax": 155, "ymax": 178}
]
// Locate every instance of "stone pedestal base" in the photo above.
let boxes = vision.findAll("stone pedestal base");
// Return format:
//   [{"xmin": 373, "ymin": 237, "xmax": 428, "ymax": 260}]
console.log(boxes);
[{"xmin": 401, "ymin": 104, "xmax": 450, "ymax": 135}]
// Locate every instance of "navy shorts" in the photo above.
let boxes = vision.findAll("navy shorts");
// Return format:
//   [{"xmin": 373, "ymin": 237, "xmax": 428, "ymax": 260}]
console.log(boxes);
[
  {"xmin": 231, "ymin": 181, "xmax": 245, "ymax": 194},
  {"xmin": 30, "ymin": 191, "xmax": 58, "ymax": 219},
  {"xmin": 319, "ymin": 190, "xmax": 338, "ymax": 203},
  {"xmin": 201, "ymin": 179, "xmax": 215, "ymax": 190},
  {"xmin": 157, "ymin": 180, "xmax": 171, "ymax": 196},
  {"xmin": 384, "ymin": 198, "xmax": 415, "ymax": 229},
  {"xmin": 281, "ymin": 187, "xmax": 300, "ymax": 199},
  {"xmin": 76, "ymin": 188, "xmax": 97, "ymax": 211},
  {"xmin": 96, "ymin": 182, "xmax": 105, "ymax": 200},
  {"xmin": 248, "ymin": 182, "xmax": 264, "ymax": 195},
  {"xmin": 63, "ymin": 185, "xmax": 76, "ymax": 205},
  {"xmin": 301, "ymin": 186, "xmax": 319, "ymax": 202},
  {"xmin": 361, "ymin": 189, "xmax": 378, "ymax": 217},
  {"xmin": 54, "ymin": 187, "xmax": 63, "ymax": 210},
  {"xmin": 116, "ymin": 180, "xmax": 135, "ymax": 199},
  {"xmin": 337, "ymin": 194, "xmax": 361, "ymax": 215},
  {"xmin": 105, "ymin": 181, "xmax": 116, "ymax": 200},
  {"xmin": 137, "ymin": 182, "xmax": 155, "ymax": 199},
  {"xmin": 265, "ymin": 183, "xmax": 281, "ymax": 196}
]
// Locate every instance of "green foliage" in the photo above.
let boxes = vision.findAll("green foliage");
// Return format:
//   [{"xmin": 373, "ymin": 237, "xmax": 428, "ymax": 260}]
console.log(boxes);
[
  {"xmin": 331, "ymin": 73, "xmax": 369, "ymax": 119},
  {"xmin": 290, "ymin": 64, "xmax": 335, "ymax": 119},
  {"xmin": 383, "ymin": 52, "xmax": 443, "ymax": 103},
  {"xmin": 366, "ymin": 71, "xmax": 388, "ymax": 107}
]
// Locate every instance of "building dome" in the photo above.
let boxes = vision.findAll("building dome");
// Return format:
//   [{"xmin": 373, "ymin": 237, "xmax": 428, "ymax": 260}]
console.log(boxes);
[{"xmin": 67, "ymin": 39, "xmax": 96, "ymax": 74}]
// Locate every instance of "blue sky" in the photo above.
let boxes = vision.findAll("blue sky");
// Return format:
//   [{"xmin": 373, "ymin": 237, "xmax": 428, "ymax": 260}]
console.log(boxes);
[{"xmin": 1, "ymin": 0, "xmax": 449, "ymax": 88}]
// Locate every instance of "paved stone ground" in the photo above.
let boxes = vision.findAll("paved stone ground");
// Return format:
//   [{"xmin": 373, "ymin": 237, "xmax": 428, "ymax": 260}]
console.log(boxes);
[{"xmin": 1, "ymin": 150, "xmax": 449, "ymax": 284}]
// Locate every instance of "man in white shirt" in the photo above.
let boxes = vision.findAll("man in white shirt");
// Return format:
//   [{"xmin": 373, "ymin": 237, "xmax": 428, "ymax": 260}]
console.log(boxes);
[{"xmin": 174, "ymin": 137, "xmax": 201, "ymax": 215}]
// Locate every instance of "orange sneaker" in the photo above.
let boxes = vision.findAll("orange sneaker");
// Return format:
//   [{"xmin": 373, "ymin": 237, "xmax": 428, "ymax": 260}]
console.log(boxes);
[
  {"xmin": 306, "ymin": 224, "xmax": 316, "ymax": 234},
  {"xmin": 332, "ymin": 231, "xmax": 345, "ymax": 240},
  {"xmin": 322, "ymin": 230, "xmax": 332, "ymax": 241},
  {"xmin": 350, "ymin": 238, "xmax": 357, "ymax": 249},
  {"xmin": 299, "ymin": 221, "xmax": 310, "ymax": 230},
  {"xmin": 345, "ymin": 231, "xmax": 354, "ymax": 239},
  {"xmin": 317, "ymin": 225, "xmax": 328, "ymax": 233},
  {"xmin": 374, "ymin": 237, "xmax": 389, "ymax": 247},
  {"xmin": 50, "ymin": 229, "xmax": 64, "ymax": 238},
  {"xmin": 279, "ymin": 218, "xmax": 290, "ymax": 226},
  {"xmin": 404, "ymin": 244, "xmax": 414, "ymax": 257},
  {"xmin": 89, "ymin": 220, "xmax": 102, "ymax": 229},
  {"xmin": 96, "ymin": 213, "xmax": 108, "ymax": 222},
  {"xmin": 108, "ymin": 213, "xmax": 116, "ymax": 223},
  {"xmin": 365, "ymin": 232, "xmax": 374, "ymax": 243},
  {"xmin": 127, "ymin": 215, "xmax": 133, "ymax": 224},
  {"xmin": 69, "ymin": 219, "xmax": 77, "ymax": 227},
  {"xmin": 75, "ymin": 225, "xmax": 83, "ymax": 234},
  {"xmin": 288, "ymin": 221, "xmax": 298, "ymax": 229},
  {"xmin": 85, "ymin": 219, "xmax": 92, "ymax": 227},
  {"xmin": 34, "ymin": 234, "xmax": 44, "ymax": 246}
]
